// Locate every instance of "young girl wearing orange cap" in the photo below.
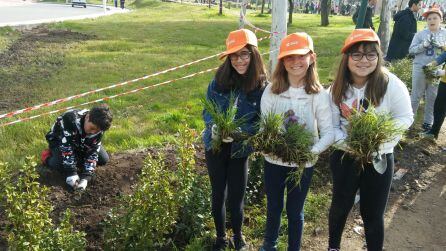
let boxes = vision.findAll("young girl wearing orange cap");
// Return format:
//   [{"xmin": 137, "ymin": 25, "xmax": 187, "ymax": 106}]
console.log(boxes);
[
  {"xmin": 259, "ymin": 32, "xmax": 334, "ymax": 251},
  {"xmin": 202, "ymin": 29, "xmax": 267, "ymax": 251},
  {"xmin": 328, "ymin": 29, "xmax": 414, "ymax": 251}
]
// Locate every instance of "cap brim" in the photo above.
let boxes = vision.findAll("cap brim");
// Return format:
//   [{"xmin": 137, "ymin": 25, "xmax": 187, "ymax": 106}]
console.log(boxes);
[
  {"xmin": 219, "ymin": 44, "xmax": 247, "ymax": 60},
  {"xmin": 422, "ymin": 11, "xmax": 442, "ymax": 18},
  {"xmin": 277, "ymin": 48, "xmax": 311, "ymax": 60},
  {"xmin": 341, "ymin": 38, "xmax": 380, "ymax": 53}
]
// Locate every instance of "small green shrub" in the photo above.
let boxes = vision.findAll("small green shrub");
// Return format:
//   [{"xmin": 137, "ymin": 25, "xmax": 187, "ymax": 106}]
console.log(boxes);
[
  {"xmin": 304, "ymin": 192, "xmax": 330, "ymax": 223},
  {"xmin": 387, "ymin": 58, "xmax": 413, "ymax": 91},
  {"xmin": 103, "ymin": 127, "xmax": 206, "ymax": 250},
  {"xmin": 103, "ymin": 151, "xmax": 178, "ymax": 250},
  {"xmin": 174, "ymin": 127, "xmax": 212, "ymax": 244},
  {"xmin": 2, "ymin": 158, "xmax": 85, "ymax": 250}
]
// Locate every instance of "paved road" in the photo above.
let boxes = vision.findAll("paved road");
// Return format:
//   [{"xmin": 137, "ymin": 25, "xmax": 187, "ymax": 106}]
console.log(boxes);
[{"xmin": 0, "ymin": 1, "xmax": 127, "ymax": 27}]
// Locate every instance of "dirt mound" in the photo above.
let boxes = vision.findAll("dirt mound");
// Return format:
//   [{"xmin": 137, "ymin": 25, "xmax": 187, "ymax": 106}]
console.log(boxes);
[
  {"xmin": 40, "ymin": 150, "xmax": 147, "ymax": 251},
  {"xmin": 0, "ymin": 26, "xmax": 94, "ymax": 112}
]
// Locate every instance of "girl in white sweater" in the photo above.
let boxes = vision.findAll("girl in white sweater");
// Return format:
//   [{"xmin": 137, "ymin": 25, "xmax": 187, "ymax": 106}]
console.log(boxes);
[
  {"xmin": 259, "ymin": 32, "xmax": 334, "ymax": 251},
  {"xmin": 328, "ymin": 29, "xmax": 413, "ymax": 251}
]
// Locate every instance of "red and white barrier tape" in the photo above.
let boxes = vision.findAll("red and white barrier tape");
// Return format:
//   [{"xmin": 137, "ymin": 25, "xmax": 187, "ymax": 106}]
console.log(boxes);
[
  {"xmin": 0, "ymin": 67, "xmax": 219, "ymax": 127},
  {"xmin": 0, "ymin": 53, "xmax": 222, "ymax": 120},
  {"xmin": 0, "ymin": 49, "xmax": 277, "ymax": 128},
  {"xmin": 0, "ymin": 35, "xmax": 270, "ymax": 121}
]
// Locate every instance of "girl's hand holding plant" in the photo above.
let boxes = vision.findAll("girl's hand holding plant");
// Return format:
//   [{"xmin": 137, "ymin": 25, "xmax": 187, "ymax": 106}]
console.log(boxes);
[{"xmin": 211, "ymin": 124, "xmax": 234, "ymax": 143}]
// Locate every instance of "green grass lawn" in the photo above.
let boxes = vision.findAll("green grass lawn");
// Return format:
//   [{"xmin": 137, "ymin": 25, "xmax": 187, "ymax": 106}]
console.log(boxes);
[
  {"xmin": 0, "ymin": 1, "xmax": 419, "ymax": 249},
  {"xmin": 0, "ymin": 1, "xmax": 357, "ymax": 164}
]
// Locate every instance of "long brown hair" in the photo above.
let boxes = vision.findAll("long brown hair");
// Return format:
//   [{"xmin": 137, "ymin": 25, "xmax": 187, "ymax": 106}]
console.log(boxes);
[
  {"xmin": 271, "ymin": 53, "xmax": 322, "ymax": 95},
  {"xmin": 215, "ymin": 44, "xmax": 267, "ymax": 93},
  {"xmin": 331, "ymin": 41, "xmax": 389, "ymax": 106}
]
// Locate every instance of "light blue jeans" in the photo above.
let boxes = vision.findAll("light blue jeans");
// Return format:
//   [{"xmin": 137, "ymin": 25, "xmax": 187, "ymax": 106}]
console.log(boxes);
[{"xmin": 411, "ymin": 64, "xmax": 438, "ymax": 125}]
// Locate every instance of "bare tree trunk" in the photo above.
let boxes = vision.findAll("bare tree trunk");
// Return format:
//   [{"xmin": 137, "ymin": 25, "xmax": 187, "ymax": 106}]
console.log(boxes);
[
  {"xmin": 261, "ymin": 0, "xmax": 265, "ymax": 13},
  {"xmin": 378, "ymin": 0, "xmax": 391, "ymax": 56},
  {"xmin": 288, "ymin": 0, "xmax": 294, "ymax": 24},
  {"xmin": 320, "ymin": 0, "xmax": 330, "ymax": 26},
  {"xmin": 219, "ymin": 0, "xmax": 222, "ymax": 15},
  {"xmin": 208, "ymin": 0, "xmax": 211, "ymax": 9},
  {"xmin": 270, "ymin": 0, "xmax": 287, "ymax": 72},
  {"xmin": 239, "ymin": 0, "xmax": 248, "ymax": 28}
]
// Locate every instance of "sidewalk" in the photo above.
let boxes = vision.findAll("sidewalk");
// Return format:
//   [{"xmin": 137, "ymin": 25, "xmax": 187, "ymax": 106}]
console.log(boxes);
[{"xmin": 0, "ymin": 1, "xmax": 129, "ymax": 27}]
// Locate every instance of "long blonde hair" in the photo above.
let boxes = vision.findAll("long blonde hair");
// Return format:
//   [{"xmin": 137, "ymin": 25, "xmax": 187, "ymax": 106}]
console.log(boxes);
[{"xmin": 271, "ymin": 53, "xmax": 322, "ymax": 95}]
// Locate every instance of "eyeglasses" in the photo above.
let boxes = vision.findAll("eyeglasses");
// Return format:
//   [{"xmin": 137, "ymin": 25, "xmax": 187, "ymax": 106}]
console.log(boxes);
[
  {"xmin": 349, "ymin": 52, "xmax": 378, "ymax": 61},
  {"xmin": 229, "ymin": 51, "xmax": 251, "ymax": 61}
]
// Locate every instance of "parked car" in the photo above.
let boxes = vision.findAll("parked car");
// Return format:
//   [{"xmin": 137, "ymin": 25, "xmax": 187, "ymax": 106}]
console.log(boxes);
[{"xmin": 72, "ymin": 0, "xmax": 87, "ymax": 8}]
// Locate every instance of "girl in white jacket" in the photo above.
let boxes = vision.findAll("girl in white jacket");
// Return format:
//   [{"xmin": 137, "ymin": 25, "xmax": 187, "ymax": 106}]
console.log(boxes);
[
  {"xmin": 328, "ymin": 29, "xmax": 414, "ymax": 251},
  {"xmin": 259, "ymin": 32, "xmax": 334, "ymax": 251}
]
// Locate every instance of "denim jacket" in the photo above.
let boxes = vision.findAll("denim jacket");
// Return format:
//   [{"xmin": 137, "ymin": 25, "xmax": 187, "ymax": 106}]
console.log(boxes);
[{"xmin": 202, "ymin": 79, "xmax": 264, "ymax": 158}]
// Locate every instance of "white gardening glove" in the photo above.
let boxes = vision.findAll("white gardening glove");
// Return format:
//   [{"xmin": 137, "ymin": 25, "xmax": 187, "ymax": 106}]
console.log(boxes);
[
  {"xmin": 435, "ymin": 69, "xmax": 446, "ymax": 76},
  {"xmin": 432, "ymin": 40, "xmax": 442, "ymax": 48},
  {"xmin": 423, "ymin": 39, "xmax": 431, "ymax": 48},
  {"xmin": 221, "ymin": 136, "xmax": 234, "ymax": 143},
  {"xmin": 211, "ymin": 124, "xmax": 234, "ymax": 142},
  {"xmin": 66, "ymin": 174, "xmax": 80, "ymax": 188},
  {"xmin": 211, "ymin": 124, "xmax": 219, "ymax": 140},
  {"xmin": 77, "ymin": 179, "xmax": 88, "ymax": 190}
]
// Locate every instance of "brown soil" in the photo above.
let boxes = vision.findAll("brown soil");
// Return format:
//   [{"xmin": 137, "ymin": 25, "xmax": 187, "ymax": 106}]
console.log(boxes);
[
  {"xmin": 0, "ymin": 149, "xmax": 144, "ymax": 250},
  {"xmin": 41, "ymin": 149, "xmax": 147, "ymax": 251},
  {"xmin": 0, "ymin": 27, "xmax": 94, "ymax": 112}
]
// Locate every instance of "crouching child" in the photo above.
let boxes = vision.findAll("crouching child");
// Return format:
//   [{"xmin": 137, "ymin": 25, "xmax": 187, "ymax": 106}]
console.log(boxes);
[{"xmin": 41, "ymin": 104, "xmax": 113, "ymax": 191}]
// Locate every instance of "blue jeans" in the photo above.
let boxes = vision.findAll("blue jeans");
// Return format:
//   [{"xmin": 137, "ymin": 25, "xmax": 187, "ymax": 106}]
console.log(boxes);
[{"xmin": 262, "ymin": 161, "xmax": 314, "ymax": 251}]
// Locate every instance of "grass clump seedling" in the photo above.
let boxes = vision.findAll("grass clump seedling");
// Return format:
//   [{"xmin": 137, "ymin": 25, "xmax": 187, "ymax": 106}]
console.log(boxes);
[
  {"xmin": 201, "ymin": 95, "xmax": 246, "ymax": 152},
  {"xmin": 248, "ymin": 111, "xmax": 315, "ymax": 186},
  {"xmin": 422, "ymin": 64, "xmax": 441, "ymax": 83},
  {"xmin": 344, "ymin": 106, "xmax": 405, "ymax": 166}
]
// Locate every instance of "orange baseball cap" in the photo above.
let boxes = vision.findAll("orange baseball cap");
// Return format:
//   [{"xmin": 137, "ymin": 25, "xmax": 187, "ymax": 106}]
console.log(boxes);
[
  {"xmin": 422, "ymin": 8, "xmax": 443, "ymax": 18},
  {"xmin": 341, "ymin": 29, "xmax": 380, "ymax": 53},
  {"xmin": 277, "ymin": 32, "xmax": 314, "ymax": 60},
  {"xmin": 220, "ymin": 29, "xmax": 258, "ymax": 59}
]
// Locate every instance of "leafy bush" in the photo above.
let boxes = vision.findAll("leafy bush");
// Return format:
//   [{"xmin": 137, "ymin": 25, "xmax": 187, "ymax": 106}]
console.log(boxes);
[
  {"xmin": 174, "ymin": 128, "xmax": 212, "ymax": 244},
  {"xmin": 304, "ymin": 192, "xmax": 330, "ymax": 223},
  {"xmin": 49, "ymin": 209, "xmax": 87, "ymax": 251},
  {"xmin": 175, "ymin": 175, "xmax": 212, "ymax": 244},
  {"xmin": 103, "ymin": 127, "xmax": 208, "ymax": 250},
  {"xmin": 387, "ymin": 58, "xmax": 413, "ymax": 91},
  {"xmin": 103, "ymin": 151, "xmax": 179, "ymax": 250},
  {"xmin": 1, "ymin": 158, "xmax": 85, "ymax": 250}
]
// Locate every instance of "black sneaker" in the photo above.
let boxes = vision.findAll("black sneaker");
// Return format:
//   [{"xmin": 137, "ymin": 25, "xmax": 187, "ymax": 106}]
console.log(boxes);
[
  {"xmin": 229, "ymin": 235, "xmax": 248, "ymax": 250},
  {"xmin": 212, "ymin": 237, "xmax": 228, "ymax": 251},
  {"xmin": 422, "ymin": 123, "xmax": 432, "ymax": 132}
]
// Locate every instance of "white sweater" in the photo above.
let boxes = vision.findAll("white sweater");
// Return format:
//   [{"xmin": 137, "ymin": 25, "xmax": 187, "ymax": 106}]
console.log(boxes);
[
  {"xmin": 329, "ymin": 71, "xmax": 414, "ymax": 155},
  {"xmin": 260, "ymin": 83, "xmax": 335, "ymax": 167}
]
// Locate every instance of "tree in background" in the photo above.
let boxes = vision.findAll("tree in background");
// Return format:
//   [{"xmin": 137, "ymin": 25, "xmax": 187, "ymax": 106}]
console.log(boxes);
[
  {"xmin": 219, "ymin": 0, "xmax": 222, "ymax": 15},
  {"xmin": 261, "ymin": 0, "xmax": 265, "ymax": 14},
  {"xmin": 377, "ymin": 0, "xmax": 391, "ymax": 54},
  {"xmin": 288, "ymin": 0, "xmax": 294, "ymax": 24},
  {"xmin": 321, "ymin": 0, "xmax": 331, "ymax": 26}
]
